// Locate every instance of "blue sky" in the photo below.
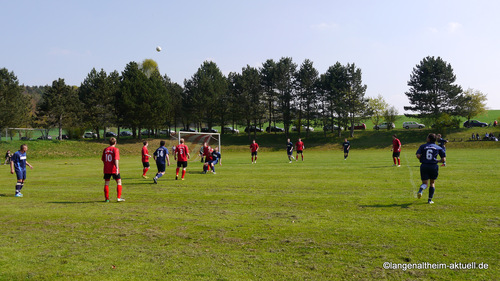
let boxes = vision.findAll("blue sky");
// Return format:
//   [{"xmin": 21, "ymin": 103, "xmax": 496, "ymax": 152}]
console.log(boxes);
[{"xmin": 2, "ymin": 0, "xmax": 499, "ymax": 113}]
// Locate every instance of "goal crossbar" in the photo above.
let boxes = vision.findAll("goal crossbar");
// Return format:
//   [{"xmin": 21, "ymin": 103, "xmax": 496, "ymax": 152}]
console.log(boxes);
[{"xmin": 178, "ymin": 131, "xmax": 221, "ymax": 153}]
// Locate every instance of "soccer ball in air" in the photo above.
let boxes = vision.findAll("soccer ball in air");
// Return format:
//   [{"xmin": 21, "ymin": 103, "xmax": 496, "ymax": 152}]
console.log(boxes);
[{"xmin": 156, "ymin": 46, "xmax": 162, "ymax": 52}]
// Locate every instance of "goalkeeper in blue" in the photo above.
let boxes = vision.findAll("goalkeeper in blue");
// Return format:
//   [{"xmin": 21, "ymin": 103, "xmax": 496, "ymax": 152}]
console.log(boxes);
[{"xmin": 416, "ymin": 133, "xmax": 446, "ymax": 204}]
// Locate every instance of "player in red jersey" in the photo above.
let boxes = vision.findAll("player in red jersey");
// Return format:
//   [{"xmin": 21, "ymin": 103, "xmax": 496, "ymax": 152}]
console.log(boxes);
[
  {"xmin": 102, "ymin": 137, "xmax": 124, "ymax": 202},
  {"xmin": 141, "ymin": 141, "xmax": 152, "ymax": 178},
  {"xmin": 250, "ymin": 140, "xmax": 259, "ymax": 164},
  {"xmin": 295, "ymin": 138, "xmax": 305, "ymax": 161},
  {"xmin": 391, "ymin": 134, "xmax": 402, "ymax": 167},
  {"xmin": 202, "ymin": 146, "xmax": 214, "ymax": 174},
  {"xmin": 175, "ymin": 138, "xmax": 190, "ymax": 180}
]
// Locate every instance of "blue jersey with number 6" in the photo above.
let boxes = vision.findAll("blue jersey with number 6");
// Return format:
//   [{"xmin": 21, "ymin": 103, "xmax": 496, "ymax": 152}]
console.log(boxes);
[{"xmin": 416, "ymin": 143, "xmax": 445, "ymax": 165}]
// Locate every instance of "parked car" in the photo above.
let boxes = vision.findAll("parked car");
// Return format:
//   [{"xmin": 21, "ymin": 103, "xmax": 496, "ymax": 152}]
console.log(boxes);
[
  {"xmin": 463, "ymin": 120, "xmax": 487, "ymax": 128},
  {"xmin": 348, "ymin": 123, "xmax": 366, "ymax": 130},
  {"xmin": 295, "ymin": 125, "xmax": 315, "ymax": 132},
  {"xmin": 201, "ymin": 128, "xmax": 218, "ymax": 133},
  {"xmin": 291, "ymin": 125, "xmax": 314, "ymax": 132},
  {"xmin": 403, "ymin": 121, "xmax": 425, "ymax": 129},
  {"xmin": 105, "ymin": 131, "xmax": 117, "ymax": 137},
  {"xmin": 373, "ymin": 122, "xmax": 395, "ymax": 130},
  {"xmin": 244, "ymin": 126, "xmax": 263, "ymax": 133},
  {"xmin": 37, "ymin": 135, "xmax": 52, "ymax": 140},
  {"xmin": 119, "ymin": 131, "xmax": 133, "ymax": 137},
  {"xmin": 56, "ymin": 135, "xmax": 69, "ymax": 140},
  {"xmin": 20, "ymin": 137, "xmax": 33, "ymax": 141},
  {"xmin": 266, "ymin": 126, "xmax": 284, "ymax": 133},
  {"xmin": 223, "ymin": 127, "xmax": 239, "ymax": 134},
  {"xmin": 180, "ymin": 128, "xmax": 197, "ymax": 132},
  {"xmin": 159, "ymin": 129, "xmax": 175, "ymax": 135},
  {"xmin": 83, "ymin": 132, "xmax": 97, "ymax": 138},
  {"xmin": 141, "ymin": 130, "xmax": 155, "ymax": 136},
  {"xmin": 323, "ymin": 124, "xmax": 343, "ymax": 131}
]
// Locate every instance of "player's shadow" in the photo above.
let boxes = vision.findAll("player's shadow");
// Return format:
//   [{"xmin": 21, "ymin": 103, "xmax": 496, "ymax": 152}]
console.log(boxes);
[
  {"xmin": 359, "ymin": 202, "xmax": 414, "ymax": 209},
  {"xmin": 48, "ymin": 201, "xmax": 103, "ymax": 204}
]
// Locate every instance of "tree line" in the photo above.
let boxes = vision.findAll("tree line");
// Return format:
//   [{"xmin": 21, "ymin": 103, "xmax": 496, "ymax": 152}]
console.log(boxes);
[{"xmin": 0, "ymin": 56, "xmax": 487, "ymax": 141}]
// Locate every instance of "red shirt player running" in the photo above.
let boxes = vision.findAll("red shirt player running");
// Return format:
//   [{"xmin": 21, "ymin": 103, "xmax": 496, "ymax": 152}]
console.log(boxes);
[
  {"xmin": 175, "ymin": 138, "xmax": 190, "ymax": 180},
  {"xmin": 141, "ymin": 141, "xmax": 152, "ymax": 178},
  {"xmin": 295, "ymin": 138, "xmax": 305, "ymax": 161},
  {"xmin": 102, "ymin": 137, "xmax": 124, "ymax": 202},
  {"xmin": 391, "ymin": 134, "xmax": 402, "ymax": 167},
  {"xmin": 250, "ymin": 140, "xmax": 259, "ymax": 164}
]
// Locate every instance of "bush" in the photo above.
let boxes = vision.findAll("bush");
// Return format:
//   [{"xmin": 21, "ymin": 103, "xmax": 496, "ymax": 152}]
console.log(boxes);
[{"xmin": 66, "ymin": 127, "xmax": 86, "ymax": 140}]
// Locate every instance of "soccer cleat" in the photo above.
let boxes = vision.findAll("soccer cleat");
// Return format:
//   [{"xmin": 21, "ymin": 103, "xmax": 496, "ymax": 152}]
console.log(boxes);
[
  {"xmin": 175, "ymin": 175, "xmax": 178, "ymax": 180},
  {"xmin": 117, "ymin": 198, "xmax": 125, "ymax": 202},
  {"xmin": 212, "ymin": 172, "xmax": 216, "ymax": 174},
  {"xmin": 289, "ymin": 161, "xmax": 292, "ymax": 163},
  {"xmin": 181, "ymin": 178, "xmax": 184, "ymax": 181},
  {"xmin": 15, "ymin": 193, "xmax": 23, "ymax": 197},
  {"xmin": 105, "ymin": 199, "xmax": 110, "ymax": 203},
  {"xmin": 428, "ymin": 200, "xmax": 434, "ymax": 204},
  {"xmin": 153, "ymin": 177, "xmax": 157, "ymax": 184},
  {"xmin": 417, "ymin": 192, "xmax": 422, "ymax": 199},
  {"xmin": 397, "ymin": 165, "xmax": 401, "ymax": 167},
  {"xmin": 142, "ymin": 175, "xmax": 148, "ymax": 179}
]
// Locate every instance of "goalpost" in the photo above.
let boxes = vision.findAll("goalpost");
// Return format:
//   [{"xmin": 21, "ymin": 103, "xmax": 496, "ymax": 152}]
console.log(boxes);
[{"xmin": 177, "ymin": 131, "xmax": 221, "ymax": 162}]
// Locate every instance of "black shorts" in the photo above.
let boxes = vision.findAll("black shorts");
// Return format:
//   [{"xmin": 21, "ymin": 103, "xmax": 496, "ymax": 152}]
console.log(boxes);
[
  {"xmin": 251, "ymin": 151, "xmax": 258, "ymax": 156},
  {"xmin": 344, "ymin": 149, "xmax": 349, "ymax": 154},
  {"xmin": 104, "ymin": 173, "xmax": 121, "ymax": 180},
  {"xmin": 177, "ymin": 161, "xmax": 188, "ymax": 168},
  {"xmin": 142, "ymin": 162, "xmax": 150, "ymax": 168},
  {"xmin": 420, "ymin": 164, "xmax": 439, "ymax": 181},
  {"xmin": 156, "ymin": 163, "xmax": 166, "ymax": 173},
  {"xmin": 287, "ymin": 150, "xmax": 293, "ymax": 156},
  {"xmin": 297, "ymin": 150, "xmax": 303, "ymax": 154},
  {"xmin": 392, "ymin": 152, "xmax": 400, "ymax": 158}
]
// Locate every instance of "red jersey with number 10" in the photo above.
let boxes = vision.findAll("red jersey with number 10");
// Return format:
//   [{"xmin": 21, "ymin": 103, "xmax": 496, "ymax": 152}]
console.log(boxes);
[
  {"xmin": 102, "ymin": 146, "xmax": 120, "ymax": 174},
  {"xmin": 176, "ymin": 144, "xmax": 189, "ymax": 162}
]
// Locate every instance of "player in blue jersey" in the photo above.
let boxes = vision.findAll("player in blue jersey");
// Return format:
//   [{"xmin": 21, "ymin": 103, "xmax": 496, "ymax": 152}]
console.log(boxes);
[
  {"xmin": 342, "ymin": 138, "xmax": 350, "ymax": 160},
  {"xmin": 208, "ymin": 147, "xmax": 222, "ymax": 174},
  {"xmin": 416, "ymin": 133, "xmax": 446, "ymax": 204},
  {"xmin": 286, "ymin": 138, "xmax": 295, "ymax": 163},
  {"xmin": 436, "ymin": 134, "xmax": 448, "ymax": 167},
  {"xmin": 10, "ymin": 144, "xmax": 33, "ymax": 197},
  {"xmin": 153, "ymin": 141, "xmax": 170, "ymax": 184}
]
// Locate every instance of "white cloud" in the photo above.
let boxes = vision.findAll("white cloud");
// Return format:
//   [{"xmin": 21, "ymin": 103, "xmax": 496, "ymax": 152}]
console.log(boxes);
[
  {"xmin": 48, "ymin": 47, "xmax": 73, "ymax": 56},
  {"xmin": 447, "ymin": 22, "xmax": 462, "ymax": 33},
  {"xmin": 428, "ymin": 27, "xmax": 439, "ymax": 34},
  {"xmin": 310, "ymin": 22, "xmax": 339, "ymax": 31}
]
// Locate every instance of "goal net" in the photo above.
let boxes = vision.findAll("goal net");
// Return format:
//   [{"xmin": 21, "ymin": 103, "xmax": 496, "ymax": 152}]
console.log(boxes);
[{"xmin": 177, "ymin": 131, "xmax": 221, "ymax": 162}]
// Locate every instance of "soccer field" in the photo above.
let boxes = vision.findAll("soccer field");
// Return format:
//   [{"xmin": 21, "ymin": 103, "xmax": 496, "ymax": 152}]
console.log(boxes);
[{"xmin": 0, "ymin": 148, "xmax": 498, "ymax": 280}]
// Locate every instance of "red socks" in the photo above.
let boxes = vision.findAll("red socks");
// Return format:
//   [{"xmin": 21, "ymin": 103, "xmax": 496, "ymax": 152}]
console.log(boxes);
[
  {"xmin": 117, "ymin": 185, "xmax": 122, "ymax": 198},
  {"xmin": 142, "ymin": 167, "xmax": 149, "ymax": 176},
  {"xmin": 176, "ymin": 167, "xmax": 179, "ymax": 176},
  {"xmin": 104, "ymin": 185, "xmax": 109, "ymax": 200},
  {"xmin": 182, "ymin": 170, "xmax": 186, "ymax": 179}
]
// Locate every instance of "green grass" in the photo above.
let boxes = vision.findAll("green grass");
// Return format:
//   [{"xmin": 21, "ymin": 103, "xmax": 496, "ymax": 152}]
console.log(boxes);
[{"xmin": 0, "ymin": 145, "xmax": 498, "ymax": 280}]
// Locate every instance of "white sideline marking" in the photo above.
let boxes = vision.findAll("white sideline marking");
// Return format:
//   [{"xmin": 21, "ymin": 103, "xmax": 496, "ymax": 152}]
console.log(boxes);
[{"xmin": 403, "ymin": 152, "xmax": 418, "ymax": 197}]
